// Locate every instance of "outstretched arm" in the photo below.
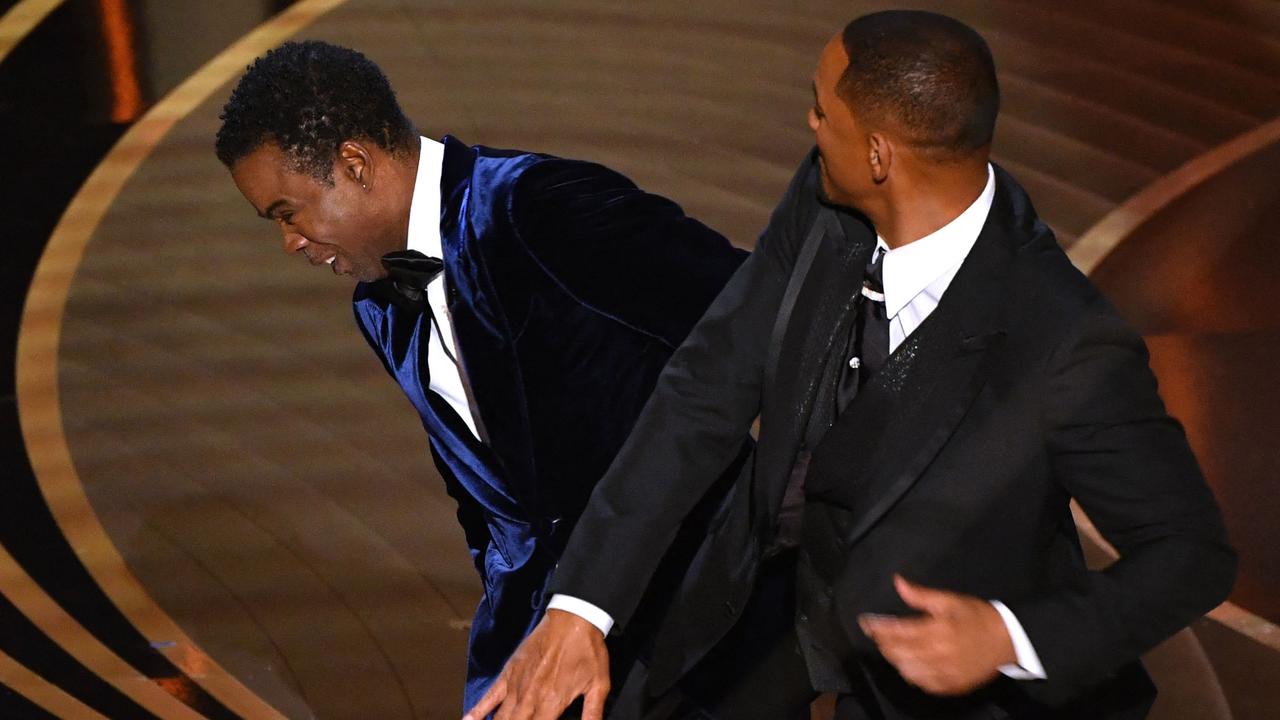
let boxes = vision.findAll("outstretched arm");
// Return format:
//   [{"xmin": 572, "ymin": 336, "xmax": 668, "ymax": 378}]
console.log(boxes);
[{"xmin": 466, "ymin": 151, "xmax": 827, "ymax": 720}]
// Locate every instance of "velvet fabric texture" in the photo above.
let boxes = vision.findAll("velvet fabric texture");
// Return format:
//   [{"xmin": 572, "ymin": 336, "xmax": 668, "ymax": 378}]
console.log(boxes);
[{"xmin": 352, "ymin": 136, "xmax": 746, "ymax": 708}]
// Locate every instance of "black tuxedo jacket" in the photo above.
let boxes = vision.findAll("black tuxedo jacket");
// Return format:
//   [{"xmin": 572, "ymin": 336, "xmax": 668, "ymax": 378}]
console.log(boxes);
[{"xmin": 551, "ymin": 149, "xmax": 1235, "ymax": 717}]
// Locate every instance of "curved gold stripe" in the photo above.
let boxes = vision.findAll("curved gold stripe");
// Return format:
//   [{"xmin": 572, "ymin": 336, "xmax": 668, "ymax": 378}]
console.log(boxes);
[
  {"xmin": 1068, "ymin": 116, "xmax": 1280, "ymax": 653},
  {"xmin": 0, "ymin": 647, "xmax": 110, "ymax": 720},
  {"xmin": 0, "ymin": 545, "xmax": 204, "ymax": 719},
  {"xmin": 1069, "ymin": 117, "xmax": 1280, "ymax": 275},
  {"xmin": 0, "ymin": 0, "xmax": 65, "ymax": 64},
  {"xmin": 15, "ymin": 1, "xmax": 348, "ymax": 718}
]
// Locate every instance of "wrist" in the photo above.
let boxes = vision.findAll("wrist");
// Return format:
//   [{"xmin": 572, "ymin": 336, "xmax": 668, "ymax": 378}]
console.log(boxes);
[
  {"xmin": 984, "ymin": 602, "xmax": 1017, "ymax": 667},
  {"xmin": 546, "ymin": 608, "xmax": 606, "ymax": 641}
]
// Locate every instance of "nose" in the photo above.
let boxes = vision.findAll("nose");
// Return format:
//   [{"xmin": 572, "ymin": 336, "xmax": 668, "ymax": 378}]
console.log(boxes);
[
  {"xmin": 281, "ymin": 230, "xmax": 308, "ymax": 255},
  {"xmin": 807, "ymin": 107, "xmax": 820, "ymax": 132}
]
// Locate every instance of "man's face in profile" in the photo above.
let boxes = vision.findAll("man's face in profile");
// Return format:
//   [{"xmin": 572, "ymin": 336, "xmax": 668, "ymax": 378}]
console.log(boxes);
[
  {"xmin": 231, "ymin": 143, "xmax": 391, "ymax": 282},
  {"xmin": 809, "ymin": 35, "xmax": 872, "ymax": 211}
]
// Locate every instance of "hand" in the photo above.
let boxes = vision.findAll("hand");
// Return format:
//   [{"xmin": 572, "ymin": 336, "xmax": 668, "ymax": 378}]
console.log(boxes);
[
  {"xmin": 857, "ymin": 575, "xmax": 1016, "ymax": 696},
  {"xmin": 463, "ymin": 609, "xmax": 611, "ymax": 720}
]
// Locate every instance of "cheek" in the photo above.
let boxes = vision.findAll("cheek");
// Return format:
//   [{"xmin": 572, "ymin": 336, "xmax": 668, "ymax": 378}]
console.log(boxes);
[
  {"xmin": 819, "ymin": 155, "xmax": 861, "ymax": 205},
  {"xmin": 324, "ymin": 192, "xmax": 373, "ymax": 249},
  {"xmin": 306, "ymin": 202, "xmax": 357, "ymax": 248}
]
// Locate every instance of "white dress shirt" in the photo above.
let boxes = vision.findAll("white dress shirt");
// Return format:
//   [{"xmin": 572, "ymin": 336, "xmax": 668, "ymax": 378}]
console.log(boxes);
[
  {"xmin": 550, "ymin": 164, "xmax": 1047, "ymax": 681},
  {"xmin": 406, "ymin": 136, "xmax": 484, "ymax": 440}
]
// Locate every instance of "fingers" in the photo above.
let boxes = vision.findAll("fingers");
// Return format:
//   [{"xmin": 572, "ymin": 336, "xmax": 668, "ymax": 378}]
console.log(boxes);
[
  {"xmin": 523, "ymin": 678, "xmax": 609, "ymax": 720},
  {"xmin": 463, "ymin": 676, "xmax": 507, "ymax": 720},
  {"xmin": 867, "ymin": 631, "xmax": 955, "ymax": 696},
  {"xmin": 859, "ymin": 613, "xmax": 929, "ymax": 638},
  {"xmin": 893, "ymin": 575, "xmax": 956, "ymax": 615},
  {"xmin": 466, "ymin": 613, "xmax": 612, "ymax": 720},
  {"xmin": 530, "ymin": 692, "xmax": 570, "ymax": 720},
  {"xmin": 858, "ymin": 583, "xmax": 1004, "ymax": 697},
  {"xmin": 582, "ymin": 681, "xmax": 610, "ymax": 720},
  {"xmin": 859, "ymin": 614, "xmax": 950, "ymax": 674}
]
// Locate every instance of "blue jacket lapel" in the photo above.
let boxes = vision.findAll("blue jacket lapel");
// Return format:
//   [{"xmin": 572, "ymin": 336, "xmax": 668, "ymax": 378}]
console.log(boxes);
[{"xmin": 437, "ymin": 135, "xmax": 542, "ymax": 515}]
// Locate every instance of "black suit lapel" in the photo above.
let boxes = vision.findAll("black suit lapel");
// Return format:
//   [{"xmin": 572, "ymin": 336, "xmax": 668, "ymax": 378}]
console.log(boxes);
[
  {"xmin": 805, "ymin": 172, "xmax": 1026, "ymax": 546},
  {"xmin": 757, "ymin": 208, "xmax": 874, "ymax": 513}
]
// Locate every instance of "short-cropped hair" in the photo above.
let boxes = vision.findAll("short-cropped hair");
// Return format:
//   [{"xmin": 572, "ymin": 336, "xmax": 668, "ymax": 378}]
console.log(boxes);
[
  {"xmin": 215, "ymin": 40, "xmax": 417, "ymax": 182},
  {"xmin": 839, "ymin": 11, "xmax": 999, "ymax": 159}
]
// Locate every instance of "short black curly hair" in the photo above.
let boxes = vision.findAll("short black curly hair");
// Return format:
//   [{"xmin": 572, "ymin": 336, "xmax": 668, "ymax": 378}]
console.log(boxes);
[{"xmin": 215, "ymin": 40, "xmax": 417, "ymax": 183}]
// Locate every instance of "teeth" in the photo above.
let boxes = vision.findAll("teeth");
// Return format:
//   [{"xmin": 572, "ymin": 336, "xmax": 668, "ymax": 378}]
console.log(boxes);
[{"xmin": 326, "ymin": 257, "xmax": 336, "ymax": 265}]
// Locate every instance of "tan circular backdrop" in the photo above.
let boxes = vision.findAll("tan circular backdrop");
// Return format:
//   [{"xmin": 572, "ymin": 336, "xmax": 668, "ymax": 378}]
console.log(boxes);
[{"xmin": 35, "ymin": 1, "xmax": 1280, "ymax": 717}]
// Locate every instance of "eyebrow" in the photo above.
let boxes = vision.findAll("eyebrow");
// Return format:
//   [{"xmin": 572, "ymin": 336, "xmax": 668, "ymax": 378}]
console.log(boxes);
[{"xmin": 259, "ymin": 199, "xmax": 288, "ymax": 220}]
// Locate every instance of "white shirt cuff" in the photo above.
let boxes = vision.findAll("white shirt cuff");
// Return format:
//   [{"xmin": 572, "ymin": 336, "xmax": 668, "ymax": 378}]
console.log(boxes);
[
  {"xmin": 990, "ymin": 600, "xmax": 1047, "ymax": 680},
  {"xmin": 546, "ymin": 594, "xmax": 614, "ymax": 637}
]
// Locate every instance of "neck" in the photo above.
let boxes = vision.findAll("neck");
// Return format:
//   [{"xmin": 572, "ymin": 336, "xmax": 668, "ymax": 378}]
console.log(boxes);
[
  {"xmin": 388, "ymin": 144, "xmax": 422, "ymax": 252},
  {"xmin": 869, "ymin": 160, "xmax": 988, "ymax": 249}
]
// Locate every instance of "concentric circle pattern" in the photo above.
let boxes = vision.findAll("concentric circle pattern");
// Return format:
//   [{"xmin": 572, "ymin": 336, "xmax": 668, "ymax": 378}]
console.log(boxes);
[{"xmin": 12, "ymin": 1, "xmax": 1280, "ymax": 718}]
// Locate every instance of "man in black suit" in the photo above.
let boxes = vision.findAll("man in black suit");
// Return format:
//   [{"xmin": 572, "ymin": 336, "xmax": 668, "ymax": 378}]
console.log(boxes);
[
  {"xmin": 470, "ymin": 11, "xmax": 1235, "ymax": 720},
  {"xmin": 216, "ymin": 41, "xmax": 746, "ymax": 713}
]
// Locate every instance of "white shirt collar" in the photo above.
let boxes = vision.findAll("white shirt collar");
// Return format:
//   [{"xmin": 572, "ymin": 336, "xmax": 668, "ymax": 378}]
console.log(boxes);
[
  {"xmin": 405, "ymin": 136, "xmax": 446, "ymax": 258},
  {"xmin": 878, "ymin": 163, "xmax": 995, "ymax": 320}
]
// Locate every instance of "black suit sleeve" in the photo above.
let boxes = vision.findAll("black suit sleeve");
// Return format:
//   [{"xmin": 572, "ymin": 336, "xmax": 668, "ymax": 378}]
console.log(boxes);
[
  {"xmin": 509, "ymin": 158, "xmax": 748, "ymax": 348},
  {"xmin": 547, "ymin": 153, "xmax": 821, "ymax": 628},
  {"xmin": 1010, "ymin": 303, "xmax": 1236, "ymax": 703}
]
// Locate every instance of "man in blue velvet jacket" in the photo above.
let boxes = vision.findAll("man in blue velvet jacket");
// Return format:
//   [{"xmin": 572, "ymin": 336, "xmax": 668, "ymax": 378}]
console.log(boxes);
[{"xmin": 215, "ymin": 41, "xmax": 747, "ymax": 710}]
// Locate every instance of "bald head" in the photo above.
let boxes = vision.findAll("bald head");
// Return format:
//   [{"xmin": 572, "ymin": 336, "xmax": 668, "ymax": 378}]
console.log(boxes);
[{"xmin": 837, "ymin": 11, "xmax": 999, "ymax": 161}]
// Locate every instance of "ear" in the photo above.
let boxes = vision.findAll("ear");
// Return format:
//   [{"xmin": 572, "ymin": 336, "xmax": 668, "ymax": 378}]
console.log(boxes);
[
  {"xmin": 868, "ymin": 133, "xmax": 892, "ymax": 184},
  {"xmin": 337, "ymin": 140, "xmax": 373, "ymax": 190}
]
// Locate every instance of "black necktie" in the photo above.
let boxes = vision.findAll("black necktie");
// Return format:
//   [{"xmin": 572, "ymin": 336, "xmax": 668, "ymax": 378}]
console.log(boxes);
[
  {"xmin": 835, "ymin": 248, "xmax": 888, "ymax": 414},
  {"xmin": 380, "ymin": 249, "xmax": 445, "ymax": 305}
]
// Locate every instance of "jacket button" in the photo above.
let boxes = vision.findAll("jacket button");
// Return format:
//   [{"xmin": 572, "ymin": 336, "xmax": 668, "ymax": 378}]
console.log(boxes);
[{"xmin": 798, "ymin": 612, "xmax": 809, "ymax": 623}]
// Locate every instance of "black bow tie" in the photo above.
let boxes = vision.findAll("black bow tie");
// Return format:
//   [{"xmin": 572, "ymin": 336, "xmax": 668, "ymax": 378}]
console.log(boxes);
[{"xmin": 381, "ymin": 249, "xmax": 444, "ymax": 303}]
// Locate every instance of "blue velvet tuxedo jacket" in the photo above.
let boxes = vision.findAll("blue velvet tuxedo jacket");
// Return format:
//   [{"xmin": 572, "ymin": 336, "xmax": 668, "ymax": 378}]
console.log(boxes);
[{"xmin": 351, "ymin": 136, "xmax": 746, "ymax": 707}]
